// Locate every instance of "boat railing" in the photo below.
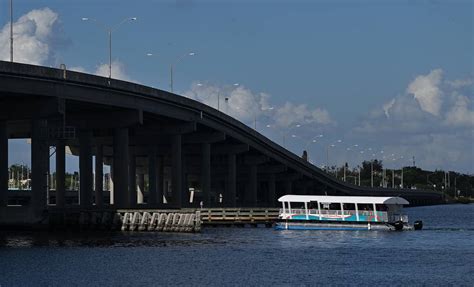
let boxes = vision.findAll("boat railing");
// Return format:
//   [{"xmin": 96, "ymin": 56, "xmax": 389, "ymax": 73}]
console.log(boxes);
[
  {"xmin": 389, "ymin": 214, "xmax": 409, "ymax": 223},
  {"xmin": 280, "ymin": 209, "xmax": 390, "ymax": 222}
]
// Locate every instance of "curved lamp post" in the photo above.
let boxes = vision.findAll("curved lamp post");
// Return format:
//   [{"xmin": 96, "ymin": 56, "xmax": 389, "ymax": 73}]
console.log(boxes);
[
  {"xmin": 326, "ymin": 139, "xmax": 342, "ymax": 173},
  {"xmin": 82, "ymin": 16, "xmax": 137, "ymax": 79},
  {"xmin": 170, "ymin": 52, "xmax": 195, "ymax": 93}
]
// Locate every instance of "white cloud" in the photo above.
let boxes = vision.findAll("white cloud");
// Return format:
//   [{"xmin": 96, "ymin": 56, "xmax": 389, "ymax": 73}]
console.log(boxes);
[
  {"xmin": 184, "ymin": 82, "xmax": 334, "ymax": 129},
  {"xmin": 0, "ymin": 8, "xmax": 61, "ymax": 65},
  {"xmin": 446, "ymin": 78, "xmax": 473, "ymax": 89},
  {"xmin": 94, "ymin": 61, "xmax": 132, "ymax": 81},
  {"xmin": 351, "ymin": 69, "xmax": 473, "ymax": 173},
  {"xmin": 444, "ymin": 93, "xmax": 474, "ymax": 127},
  {"xmin": 274, "ymin": 102, "xmax": 332, "ymax": 128},
  {"xmin": 382, "ymin": 98, "xmax": 395, "ymax": 118},
  {"xmin": 69, "ymin": 66, "xmax": 87, "ymax": 73},
  {"xmin": 407, "ymin": 69, "xmax": 443, "ymax": 116},
  {"xmin": 69, "ymin": 61, "xmax": 133, "ymax": 82}
]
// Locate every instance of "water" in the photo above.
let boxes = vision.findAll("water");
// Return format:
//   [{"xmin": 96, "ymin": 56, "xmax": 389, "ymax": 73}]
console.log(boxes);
[{"xmin": 1, "ymin": 204, "xmax": 473, "ymax": 286}]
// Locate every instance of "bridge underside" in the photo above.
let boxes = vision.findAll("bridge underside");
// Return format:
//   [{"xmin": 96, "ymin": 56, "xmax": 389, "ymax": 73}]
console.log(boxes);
[{"xmin": 0, "ymin": 96, "xmax": 336, "ymax": 212}]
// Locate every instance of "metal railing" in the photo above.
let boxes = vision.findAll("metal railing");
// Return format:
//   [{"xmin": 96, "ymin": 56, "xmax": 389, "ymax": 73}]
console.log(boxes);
[{"xmin": 280, "ymin": 208, "xmax": 395, "ymax": 222}]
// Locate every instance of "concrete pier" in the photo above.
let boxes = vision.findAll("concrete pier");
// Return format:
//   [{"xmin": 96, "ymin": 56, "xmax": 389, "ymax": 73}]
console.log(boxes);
[
  {"xmin": 0, "ymin": 120, "xmax": 8, "ymax": 207},
  {"xmin": 147, "ymin": 146, "xmax": 157, "ymax": 205},
  {"xmin": 95, "ymin": 144, "xmax": 104, "ymax": 207},
  {"xmin": 172, "ymin": 134, "xmax": 182, "ymax": 207},
  {"xmin": 268, "ymin": 173, "xmax": 276, "ymax": 207},
  {"xmin": 227, "ymin": 153, "xmax": 236, "ymax": 207},
  {"xmin": 250, "ymin": 165, "xmax": 258, "ymax": 207},
  {"xmin": 128, "ymin": 147, "xmax": 137, "ymax": 207},
  {"xmin": 55, "ymin": 140, "xmax": 66, "ymax": 208},
  {"xmin": 201, "ymin": 143, "xmax": 211, "ymax": 206},
  {"xmin": 113, "ymin": 128, "xmax": 129, "ymax": 208},
  {"xmin": 31, "ymin": 119, "xmax": 49, "ymax": 216},
  {"xmin": 79, "ymin": 130, "xmax": 93, "ymax": 207}
]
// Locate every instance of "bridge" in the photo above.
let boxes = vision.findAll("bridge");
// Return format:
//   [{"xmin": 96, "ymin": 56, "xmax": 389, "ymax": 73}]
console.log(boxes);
[{"xmin": 0, "ymin": 61, "xmax": 442, "ymax": 228}]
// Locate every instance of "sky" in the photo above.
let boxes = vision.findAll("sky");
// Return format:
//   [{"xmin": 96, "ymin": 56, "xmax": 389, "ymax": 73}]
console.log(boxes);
[{"xmin": 1, "ymin": 0, "xmax": 473, "ymax": 173}]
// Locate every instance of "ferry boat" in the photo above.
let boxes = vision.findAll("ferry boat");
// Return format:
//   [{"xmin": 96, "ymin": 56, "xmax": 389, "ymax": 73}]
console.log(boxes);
[{"xmin": 275, "ymin": 195, "xmax": 423, "ymax": 231}]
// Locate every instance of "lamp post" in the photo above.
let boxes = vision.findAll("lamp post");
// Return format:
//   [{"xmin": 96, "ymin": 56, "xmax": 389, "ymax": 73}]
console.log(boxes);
[
  {"xmin": 82, "ymin": 16, "xmax": 137, "ymax": 79},
  {"xmin": 10, "ymin": 0, "xmax": 13, "ymax": 62},
  {"xmin": 200, "ymin": 82, "xmax": 239, "ymax": 111},
  {"xmin": 357, "ymin": 165, "xmax": 361, "ymax": 186},
  {"xmin": 170, "ymin": 52, "xmax": 195, "ymax": 93},
  {"xmin": 370, "ymin": 153, "xmax": 377, "ymax": 188},
  {"xmin": 303, "ymin": 134, "xmax": 323, "ymax": 165},
  {"xmin": 326, "ymin": 139, "xmax": 342, "ymax": 173}
]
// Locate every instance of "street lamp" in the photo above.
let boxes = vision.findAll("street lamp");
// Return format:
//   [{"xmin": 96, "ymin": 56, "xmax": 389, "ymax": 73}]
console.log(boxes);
[
  {"xmin": 145, "ymin": 52, "xmax": 162, "ymax": 85},
  {"xmin": 82, "ymin": 16, "xmax": 137, "ymax": 79},
  {"xmin": 216, "ymin": 82, "xmax": 240, "ymax": 111},
  {"xmin": 170, "ymin": 52, "xmax": 195, "ymax": 93},
  {"xmin": 10, "ymin": 0, "xmax": 13, "ymax": 62},
  {"xmin": 303, "ymin": 134, "xmax": 324, "ymax": 164},
  {"xmin": 326, "ymin": 139, "xmax": 342, "ymax": 173}
]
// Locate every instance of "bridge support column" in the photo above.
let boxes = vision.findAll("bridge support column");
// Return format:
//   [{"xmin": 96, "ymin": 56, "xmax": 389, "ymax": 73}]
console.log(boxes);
[
  {"xmin": 79, "ymin": 130, "xmax": 93, "ymax": 207},
  {"xmin": 128, "ymin": 147, "xmax": 137, "ymax": 207},
  {"xmin": 55, "ymin": 140, "xmax": 66, "ymax": 208},
  {"xmin": 94, "ymin": 144, "xmax": 103, "ymax": 207},
  {"xmin": 157, "ymin": 156, "xmax": 164, "ymax": 205},
  {"xmin": 147, "ymin": 147, "xmax": 157, "ymax": 205},
  {"xmin": 113, "ymin": 128, "xmax": 129, "ymax": 208},
  {"xmin": 31, "ymin": 119, "xmax": 48, "ymax": 215},
  {"xmin": 137, "ymin": 173, "xmax": 145, "ymax": 204},
  {"xmin": 201, "ymin": 143, "xmax": 211, "ymax": 207},
  {"xmin": 0, "ymin": 121, "xmax": 8, "ymax": 207},
  {"xmin": 250, "ymin": 165, "xmax": 258, "ymax": 207},
  {"xmin": 268, "ymin": 173, "xmax": 276, "ymax": 207},
  {"xmin": 227, "ymin": 153, "xmax": 236, "ymax": 207},
  {"xmin": 172, "ymin": 134, "xmax": 182, "ymax": 207}
]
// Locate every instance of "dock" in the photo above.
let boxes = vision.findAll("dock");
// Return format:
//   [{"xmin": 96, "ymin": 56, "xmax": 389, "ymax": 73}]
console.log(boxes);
[{"xmin": 40, "ymin": 208, "xmax": 281, "ymax": 232}]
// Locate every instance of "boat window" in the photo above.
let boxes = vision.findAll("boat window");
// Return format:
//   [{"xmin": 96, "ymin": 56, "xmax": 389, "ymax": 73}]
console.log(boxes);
[
  {"xmin": 376, "ymin": 204, "xmax": 388, "ymax": 211},
  {"xmin": 344, "ymin": 203, "xmax": 356, "ymax": 210},
  {"xmin": 358, "ymin": 204, "xmax": 373, "ymax": 211},
  {"xmin": 308, "ymin": 201, "xmax": 319, "ymax": 209}
]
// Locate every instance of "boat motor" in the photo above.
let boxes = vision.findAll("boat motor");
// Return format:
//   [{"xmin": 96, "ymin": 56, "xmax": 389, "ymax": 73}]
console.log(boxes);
[
  {"xmin": 414, "ymin": 220, "xmax": 423, "ymax": 230},
  {"xmin": 393, "ymin": 220, "xmax": 404, "ymax": 231}
]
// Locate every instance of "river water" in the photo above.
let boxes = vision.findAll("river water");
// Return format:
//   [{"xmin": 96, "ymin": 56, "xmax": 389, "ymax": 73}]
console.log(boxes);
[{"xmin": 1, "ymin": 204, "xmax": 473, "ymax": 286}]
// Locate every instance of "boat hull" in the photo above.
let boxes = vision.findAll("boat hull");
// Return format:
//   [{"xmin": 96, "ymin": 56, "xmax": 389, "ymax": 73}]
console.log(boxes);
[{"xmin": 275, "ymin": 220, "xmax": 411, "ymax": 231}]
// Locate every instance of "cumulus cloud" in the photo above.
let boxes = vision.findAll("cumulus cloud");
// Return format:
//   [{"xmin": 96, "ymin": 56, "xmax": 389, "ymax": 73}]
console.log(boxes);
[
  {"xmin": 382, "ymin": 98, "xmax": 395, "ymax": 118},
  {"xmin": 0, "ymin": 8, "xmax": 67, "ymax": 65},
  {"xmin": 407, "ymin": 69, "xmax": 443, "ymax": 116},
  {"xmin": 446, "ymin": 78, "xmax": 473, "ymax": 89},
  {"xmin": 184, "ymin": 82, "xmax": 334, "ymax": 130},
  {"xmin": 351, "ymin": 69, "xmax": 474, "ymax": 173},
  {"xmin": 274, "ymin": 102, "xmax": 332, "ymax": 127},
  {"xmin": 94, "ymin": 61, "xmax": 133, "ymax": 81},
  {"xmin": 444, "ymin": 93, "xmax": 474, "ymax": 127},
  {"xmin": 69, "ymin": 60, "xmax": 133, "ymax": 82}
]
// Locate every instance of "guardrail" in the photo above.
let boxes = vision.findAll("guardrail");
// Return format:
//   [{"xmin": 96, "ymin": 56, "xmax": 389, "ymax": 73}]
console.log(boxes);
[{"xmin": 200, "ymin": 208, "xmax": 280, "ymax": 224}]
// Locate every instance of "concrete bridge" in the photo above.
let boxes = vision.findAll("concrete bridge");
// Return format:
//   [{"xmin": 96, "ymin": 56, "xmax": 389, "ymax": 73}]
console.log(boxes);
[{"xmin": 0, "ymin": 61, "xmax": 442, "ymax": 227}]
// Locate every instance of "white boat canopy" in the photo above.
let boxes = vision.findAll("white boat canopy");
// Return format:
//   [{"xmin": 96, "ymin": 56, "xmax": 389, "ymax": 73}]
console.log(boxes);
[{"xmin": 278, "ymin": 195, "xmax": 409, "ymax": 205}]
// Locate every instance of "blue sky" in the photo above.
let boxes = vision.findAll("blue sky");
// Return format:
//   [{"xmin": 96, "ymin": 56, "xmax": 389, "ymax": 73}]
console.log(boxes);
[{"xmin": 1, "ymin": 0, "xmax": 473, "ymax": 173}]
